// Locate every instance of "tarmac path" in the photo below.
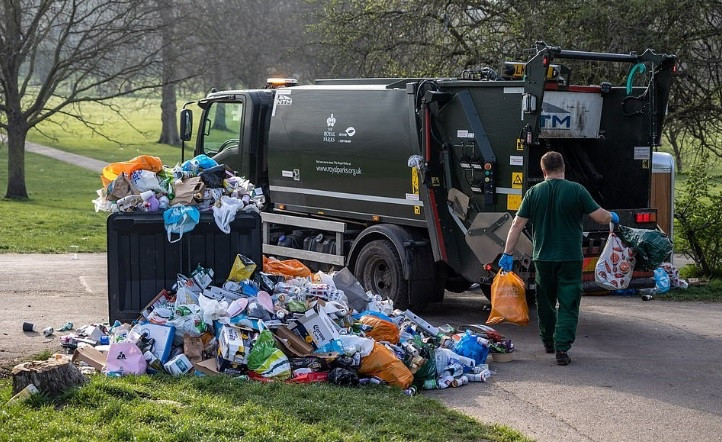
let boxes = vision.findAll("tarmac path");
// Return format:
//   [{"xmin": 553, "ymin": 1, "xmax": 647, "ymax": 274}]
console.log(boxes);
[{"xmin": 0, "ymin": 253, "xmax": 720, "ymax": 442}]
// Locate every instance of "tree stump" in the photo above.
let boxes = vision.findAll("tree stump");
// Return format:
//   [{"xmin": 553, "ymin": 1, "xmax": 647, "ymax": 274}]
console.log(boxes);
[{"xmin": 11, "ymin": 359, "xmax": 88, "ymax": 397}]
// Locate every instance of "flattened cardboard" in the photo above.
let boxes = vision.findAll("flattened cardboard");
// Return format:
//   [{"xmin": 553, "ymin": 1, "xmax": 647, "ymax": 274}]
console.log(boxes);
[
  {"xmin": 273, "ymin": 326, "xmax": 314, "ymax": 357},
  {"xmin": 72, "ymin": 346, "xmax": 107, "ymax": 371},
  {"xmin": 193, "ymin": 358, "xmax": 220, "ymax": 376}
]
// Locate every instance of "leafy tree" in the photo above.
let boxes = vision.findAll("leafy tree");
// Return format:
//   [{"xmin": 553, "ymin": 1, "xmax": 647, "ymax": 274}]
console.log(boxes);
[
  {"xmin": 310, "ymin": 0, "xmax": 721, "ymax": 171},
  {"xmin": 0, "ymin": 0, "xmax": 168, "ymax": 199},
  {"xmin": 674, "ymin": 152, "xmax": 722, "ymax": 276}
]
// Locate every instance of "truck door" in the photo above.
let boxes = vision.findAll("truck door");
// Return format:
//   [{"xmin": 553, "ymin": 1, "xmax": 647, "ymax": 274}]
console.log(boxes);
[{"xmin": 197, "ymin": 100, "xmax": 244, "ymax": 174}]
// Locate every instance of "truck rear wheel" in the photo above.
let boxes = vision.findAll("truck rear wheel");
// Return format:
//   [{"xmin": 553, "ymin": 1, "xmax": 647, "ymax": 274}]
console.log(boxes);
[{"xmin": 354, "ymin": 239, "xmax": 409, "ymax": 310}]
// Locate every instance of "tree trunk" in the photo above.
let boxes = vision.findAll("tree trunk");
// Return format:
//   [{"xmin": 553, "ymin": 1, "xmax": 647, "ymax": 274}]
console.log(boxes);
[
  {"xmin": 158, "ymin": 81, "xmax": 180, "ymax": 146},
  {"xmin": 5, "ymin": 123, "xmax": 29, "ymax": 199},
  {"xmin": 157, "ymin": 2, "xmax": 180, "ymax": 146},
  {"xmin": 12, "ymin": 359, "xmax": 88, "ymax": 397}
]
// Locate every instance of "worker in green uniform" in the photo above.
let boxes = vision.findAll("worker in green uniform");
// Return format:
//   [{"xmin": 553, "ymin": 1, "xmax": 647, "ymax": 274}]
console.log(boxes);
[{"xmin": 499, "ymin": 151, "xmax": 618, "ymax": 365}]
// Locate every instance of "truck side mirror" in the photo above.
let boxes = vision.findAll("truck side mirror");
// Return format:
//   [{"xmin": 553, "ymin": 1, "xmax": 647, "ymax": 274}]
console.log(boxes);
[{"xmin": 180, "ymin": 109, "xmax": 193, "ymax": 141}]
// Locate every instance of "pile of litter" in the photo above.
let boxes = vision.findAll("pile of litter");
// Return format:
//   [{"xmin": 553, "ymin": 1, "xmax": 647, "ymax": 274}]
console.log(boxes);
[
  {"xmin": 53, "ymin": 255, "xmax": 514, "ymax": 394},
  {"xmin": 91, "ymin": 154, "xmax": 262, "ymax": 239}
]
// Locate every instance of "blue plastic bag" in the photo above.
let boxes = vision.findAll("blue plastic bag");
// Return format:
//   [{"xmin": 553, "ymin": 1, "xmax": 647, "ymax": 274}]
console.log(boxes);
[
  {"xmin": 182, "ymin": 154, "xmax": 218, "ymax": 173},
  {"xmin": 163, "ymin": 205, "xmax": 200, "ymax": 243},
  {"xmin": 452, "ymin": 330, "xmax": 489, "ymax": 365},
  {"xmin": 654, "ymin": 267, "xmax": 671, "ymax": 294}
]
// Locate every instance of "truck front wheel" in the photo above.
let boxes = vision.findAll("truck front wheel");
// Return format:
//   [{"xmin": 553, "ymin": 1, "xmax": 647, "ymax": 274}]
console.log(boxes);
[{"xmin": 354, "ymin": 239, "xmax": 409, "ymax": 310}]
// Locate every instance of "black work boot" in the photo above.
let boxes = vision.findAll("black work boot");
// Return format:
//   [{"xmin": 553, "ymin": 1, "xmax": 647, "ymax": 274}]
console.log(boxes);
[
  {"xmin": 556, "ymin": 350, "xmax": 571, "ymax": 365},
  {"xmin": 543, "ymin": 341, "xmax": 555, "ymax": 354}
]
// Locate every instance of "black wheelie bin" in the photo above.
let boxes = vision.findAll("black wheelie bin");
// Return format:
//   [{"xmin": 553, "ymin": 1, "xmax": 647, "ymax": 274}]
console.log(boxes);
[{"xmin": 107, "ymin": 211, "xmax": 262, "ymax": 323}]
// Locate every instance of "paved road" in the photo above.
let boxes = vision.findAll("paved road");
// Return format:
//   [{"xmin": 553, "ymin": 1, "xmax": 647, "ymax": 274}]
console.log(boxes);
[{"xmin": 0, "ymin": 253, "xmax": 720, "ymax": 442}]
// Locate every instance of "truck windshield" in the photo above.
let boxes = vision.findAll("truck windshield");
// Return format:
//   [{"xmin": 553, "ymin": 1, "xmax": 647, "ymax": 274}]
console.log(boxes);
[{"xmin": 202, "ymin": 101, "xmax": 243, "ymax": 155}]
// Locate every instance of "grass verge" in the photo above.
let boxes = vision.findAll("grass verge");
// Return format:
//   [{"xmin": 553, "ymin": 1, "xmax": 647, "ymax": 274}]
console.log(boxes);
[
  {"xmin": 658, "ymin": 279, "xmax": 722, "ymax": 302},
  {"xmin": 0, "ymin": 145, "xmax": 107, "ymax": 252},
  {"xmin": 0, "ymin": 375, "xmax": 529, "ymax": 442}
]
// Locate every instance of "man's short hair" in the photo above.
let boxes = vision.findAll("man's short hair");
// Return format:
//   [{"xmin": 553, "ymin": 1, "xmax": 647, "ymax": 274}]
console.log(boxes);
[{"xmin": 541, "ymin": 151, "xmax": 565, "ymax": 173}]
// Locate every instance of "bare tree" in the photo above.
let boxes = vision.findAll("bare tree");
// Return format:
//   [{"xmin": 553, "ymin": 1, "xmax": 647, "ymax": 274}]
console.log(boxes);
[
  {"xmin": 157, "ymin": 0, "xmax": 180, "ymax": 146},
  {"xmin": 0, "ymin": 0, "xmax": 167, "ymax": 199}
]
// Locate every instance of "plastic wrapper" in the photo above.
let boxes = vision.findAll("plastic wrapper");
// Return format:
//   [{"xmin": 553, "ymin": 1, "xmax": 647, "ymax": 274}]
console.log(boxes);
[
  {"xmin": 247, "ymin": 330, "xmax": 292, "ymax": 380},
  {"xmin": 595, "ymin": 230, "xmax": 636, "ymax": 290},
  {"xmin": 359, "ymin": 315, "xmax": 400, "ymax": 344},
  {"xmin": 227, "ymin": 254, "xmax": 258, "ymax": 282},
  {"xmin": 358, "ymin": 342, "xmax": 414, "ymax": 389},
  {"xmin": 101, "ymin": 155, "xmax": 163, "ymax": 187},
  {"xmin": 618, "ymin": 225, "xmax": 673, "ymax": 271},
  {"xmin": 486, "ymin": 270, "xmax": 529, "ymax": 326},
  {"xmin": 262, "ymin": 255, "xmax": 312, "ymax": 278}
]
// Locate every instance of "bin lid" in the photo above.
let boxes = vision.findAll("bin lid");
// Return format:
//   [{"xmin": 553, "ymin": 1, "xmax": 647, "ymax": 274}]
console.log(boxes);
[{"xmin": 652, "ymin": 152, "xmax": 674, "ymax": 173}]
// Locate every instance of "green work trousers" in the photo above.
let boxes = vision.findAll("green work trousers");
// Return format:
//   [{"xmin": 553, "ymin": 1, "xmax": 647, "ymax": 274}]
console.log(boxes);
[{"xmin": 534, "ymin": 260, "xmax": 583, "ymax": 352}]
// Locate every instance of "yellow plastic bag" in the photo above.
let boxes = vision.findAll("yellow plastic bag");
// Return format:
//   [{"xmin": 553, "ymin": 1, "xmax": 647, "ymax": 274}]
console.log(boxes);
[
  {"xmin": 358, "ymin": 342, "xmax": 413, "ymax": 389},
  {"xmin": 486, "ymin": 270, "xmax": 529, "ymax": 326},
  {"xmin": 227, "ymin": 254, "xmax": 258, "ymax": 282},
  {"xmin": 101, "ymin": 155, "xmax": 163, "ymax": 187}
]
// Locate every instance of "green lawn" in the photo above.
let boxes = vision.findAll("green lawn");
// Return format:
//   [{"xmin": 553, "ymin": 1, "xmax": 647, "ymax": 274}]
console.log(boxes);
[
  {"xmin": 26, "ymin": 96, "xmax": 198, "ymax": 165},
  {"xmin": 0, "ymin": 146, "xmax": 107, "ymax": 252},
  {"xmin": 0, "ymin": 375, "xmax": 529, "ymax": 442}
]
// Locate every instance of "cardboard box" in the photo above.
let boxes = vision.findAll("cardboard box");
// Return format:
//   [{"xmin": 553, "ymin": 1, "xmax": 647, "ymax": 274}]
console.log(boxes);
[
  {"xmin": 72, "ymin": 346, "xmax": 107, "ymax": 371},
  {"xmin": 274, "ymin": 326, "xmax": 314, "ymax": 357},
  {"xmin": 134, "ymin": 322, "xmax": 175, "ymax": 363},
  {"xmin": 216, "ymin": 324, "xmax": 255, "ymax": 374},
  {"xmin": 288, "ymin": 306, "xmax": 340, "ymax": 350},
  {"xmin": 164, "ymin": 354, "xmax": 193, "ymax": 376}
]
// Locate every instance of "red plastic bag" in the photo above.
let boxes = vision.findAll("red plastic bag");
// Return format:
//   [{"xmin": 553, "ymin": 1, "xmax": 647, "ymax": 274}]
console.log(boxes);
[
  {"xmin": 595, "ymin": 229, "xmax": 636, "ymax": 290},
  {"xmin": 359, "ymin": 315, "xmax": 400, "ymax": 344},
  {"xmin": 358, "ymin": 342, "xmax": 413, "ymax": 389},
  {"xmin": 486, "ymin": 270, "xmax": 529, "ymax": 326}
]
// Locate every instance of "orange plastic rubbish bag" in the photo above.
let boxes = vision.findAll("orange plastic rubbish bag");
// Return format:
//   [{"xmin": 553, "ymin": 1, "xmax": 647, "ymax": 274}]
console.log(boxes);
[
  {"xmin": 101, "ymin": 155, "xmax": 163, "ymax": 187},
  {"xmin": 486, "ymin": 270, "xmax": 529, "ymax": 326},
  {"xmin": 358, "ymin": 342, "xmax": 413, "ymax": 389},
  {"xmin": 359, "ymin": 315, "xmax": 400, "ymax": 344},
  {"xmin": 262, "ymin": 255, "xmax": 312, "ymax": 278}
]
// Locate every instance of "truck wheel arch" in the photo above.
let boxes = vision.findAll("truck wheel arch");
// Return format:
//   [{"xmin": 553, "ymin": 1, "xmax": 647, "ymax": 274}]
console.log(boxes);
[{"xmin": 347, "ymin": 224, "xmax": 418, "ymax": 281}]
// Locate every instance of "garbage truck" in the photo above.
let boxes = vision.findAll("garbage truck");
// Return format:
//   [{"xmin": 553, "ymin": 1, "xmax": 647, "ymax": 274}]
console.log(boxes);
[{"xmin": 179, "ymin": 42, "xmax": 676, "ymax": 310}]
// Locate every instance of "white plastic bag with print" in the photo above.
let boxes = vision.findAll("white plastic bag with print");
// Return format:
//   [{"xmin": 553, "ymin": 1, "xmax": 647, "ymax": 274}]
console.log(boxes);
[{"xmin": 595, "ymin": 224, "xmax": 636, "ymax": 290}]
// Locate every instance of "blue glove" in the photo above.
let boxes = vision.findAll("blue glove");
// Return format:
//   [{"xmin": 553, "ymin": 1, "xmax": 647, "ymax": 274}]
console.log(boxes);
[
  {"xmin": 610, "ymin": 211, "xmax": 619, "ymax": 224},
  {"xmin": 498, "ymin": 253, "xmax": 513, "ymax": 272}
]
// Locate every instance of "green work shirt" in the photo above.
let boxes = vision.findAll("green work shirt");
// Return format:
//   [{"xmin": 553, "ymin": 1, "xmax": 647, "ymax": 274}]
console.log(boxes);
[{"xmin": 517, "ymin": 178, "xmax": 600, "ymax": 261}]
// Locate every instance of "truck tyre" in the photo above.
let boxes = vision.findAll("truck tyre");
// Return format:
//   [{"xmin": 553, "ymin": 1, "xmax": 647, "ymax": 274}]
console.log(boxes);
[
  {"xmin": 354, "ymin": 239, "xmax": 409, "ymax": 310},
  {"xmin": 445, "ymin": 279, "xmax": 474, "ymax": 293}
]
